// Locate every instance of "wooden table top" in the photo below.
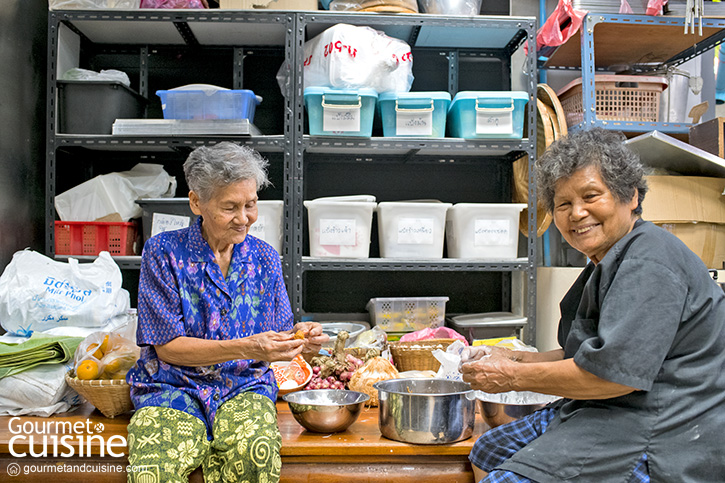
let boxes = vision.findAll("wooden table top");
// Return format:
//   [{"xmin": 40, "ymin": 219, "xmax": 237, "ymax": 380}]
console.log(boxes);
[{"xmin": 0, "ymin": 399, "xmax": 488, "ymax": 458}]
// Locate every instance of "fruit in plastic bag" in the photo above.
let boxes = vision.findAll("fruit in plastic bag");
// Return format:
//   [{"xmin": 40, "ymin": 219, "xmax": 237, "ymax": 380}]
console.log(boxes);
[{"xmin": 72, "ymin": 330, "xmax": 139, "ymax": 380}]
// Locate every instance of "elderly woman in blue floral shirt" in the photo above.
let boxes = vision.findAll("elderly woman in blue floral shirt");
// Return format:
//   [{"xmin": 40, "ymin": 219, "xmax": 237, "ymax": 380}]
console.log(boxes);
[{"xmin": 126, "ymin": 142, "xmax": 326, "ymax": 483}]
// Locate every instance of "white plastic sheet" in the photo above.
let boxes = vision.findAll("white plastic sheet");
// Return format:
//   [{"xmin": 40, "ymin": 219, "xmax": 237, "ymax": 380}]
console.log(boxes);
[{"xmin": 55, "ymin": 163, "xmax": 176, "ymax": 222}]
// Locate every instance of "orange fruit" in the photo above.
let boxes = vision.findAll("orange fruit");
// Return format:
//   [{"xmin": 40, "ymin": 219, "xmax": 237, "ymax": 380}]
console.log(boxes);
[
  {"xmin": 76, "ymin": 360, "xmax": 99, "ymax": 380},
  {"xmin": 86, "ymin": 343, "xmax": 103, "ymax": 360},
  {"xmin": 99, "ymin": 334, "xmax": 110, "ymax": 354}
]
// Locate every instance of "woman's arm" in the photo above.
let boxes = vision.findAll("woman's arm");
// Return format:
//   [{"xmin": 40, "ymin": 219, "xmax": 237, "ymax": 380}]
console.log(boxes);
[
  {"xmin": 155, "ymin": 331, "xmax": 305, "ymax": 367},
  {"xmin": 461, "ymin": 354, "xmax": 635, "ymax": 400}
]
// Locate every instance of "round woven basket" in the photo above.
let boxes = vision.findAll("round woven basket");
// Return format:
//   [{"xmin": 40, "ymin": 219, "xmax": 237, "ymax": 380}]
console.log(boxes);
[
  {"xmin": 389, "ymin": 338, "xmax": 456, "ymax": 372},
  {"xmin": 65, "ymin": 372, "xmax": 133, "ymax": 418}
]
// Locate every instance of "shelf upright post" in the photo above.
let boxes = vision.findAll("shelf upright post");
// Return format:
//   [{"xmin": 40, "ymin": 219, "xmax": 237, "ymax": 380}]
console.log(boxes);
[
  {"xmin": 525, "ymin": 17, "xmax": 538, "ymax": 347},
  {"xmin": 46, "ymin": 11, "xmax": 59, "ymax": 257},
  {"xmin": 581, "ymin": 14, "xmax": 597, "ymax": 128},
  {"xmin": 447, "ymin": 49, "xmax": 459, "ymax": 96},
  {"xmin": 286, "ymin": 13, "xmax": 306, "ymax": 319}
]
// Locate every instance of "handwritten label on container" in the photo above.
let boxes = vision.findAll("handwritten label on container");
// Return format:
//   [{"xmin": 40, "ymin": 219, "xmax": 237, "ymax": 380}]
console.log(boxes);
[
  {"xmin": 152, "ymin": 213, "xmax": 191, "ymax": 237},
  {"xmin": 476, "ymin": 108, "xmax": 513, "ymax": 135},
  {"xmin": 320, "ymin": 218, "xmax": 356, "ymax": 246},
  {"xmin": 397, "ymin": 218, "xmax": 435, "ymax": 245},
  {"xmin": 474, "ymin": 219, "xmax": 511, "ymax": 246},
  {"xmin": 249, "ymin": 215, "xmax": 266, "ymax": 239},
  {"xmin": 323, "ymin": 106, "xmax": 361, "ymax": 132},
  {"xmin": 396, "ymin": 111, "xmax": 433, "ymax": 136}
]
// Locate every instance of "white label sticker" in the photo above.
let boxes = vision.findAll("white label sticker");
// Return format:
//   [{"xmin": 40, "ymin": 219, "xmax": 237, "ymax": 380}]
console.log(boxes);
[
  {"xmin": 249, "ymin": 215, "xmax": 266, "ymax": 238},
  {"xmin": 319, "ymin": 218, "xmax": 356, "ymax": 246},
  {"xmin": 323, "ymin": 105, "xmax": 361, "ymax": 132},
  {"xmin": 151, "ymin": 213, "xmax": 190, "ymax": 237},
  {"xmin": 396, "ymin": 110, "xmax": 433, "ymax": 136},
  {"xmin": 474, "ymin": 219, "xmax": 511, "ymax": 246},
  {"xmin": 397, "ymin": 217, "xmax": 435, "ymax": 245},
  {"xmin": 476, "ymin": 108, "xmax": 513, "ymax": 135}
]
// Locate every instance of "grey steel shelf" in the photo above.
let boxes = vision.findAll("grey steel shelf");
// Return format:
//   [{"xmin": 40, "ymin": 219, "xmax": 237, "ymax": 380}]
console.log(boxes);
[
  {"xmin": 55, "ymin": 255, "xmax": 142, "ymax": 269},
  {"xmin": 54, "ymin": 134, "xmax": 286, "ymax": 152},
  {"xmin": 303, "ymin": 136, "xmax": 532, "ymax": 157},
  {"xmin": 302, "ymin": 257, "xmax": 529, "ymax": 271}
]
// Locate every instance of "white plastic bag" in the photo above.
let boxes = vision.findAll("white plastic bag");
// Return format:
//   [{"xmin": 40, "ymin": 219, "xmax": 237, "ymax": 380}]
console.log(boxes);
[
  {"xmin": 278, "ymin": 23, "xmax": 413, "ymax": 94},
  {"xmin": 55, "ymin": 163, "xmax": 177, "ymax": 222},
  {"xmin": 0, "ymin": 250, "xmax": 130, "ymax": 336},
  {"xmin": 0, "ymin": 361, "xmax": 82, "ymax": 417}
]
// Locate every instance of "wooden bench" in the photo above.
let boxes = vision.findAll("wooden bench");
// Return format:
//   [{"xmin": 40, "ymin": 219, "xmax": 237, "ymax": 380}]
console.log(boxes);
[{"xmin": 0, "ymin": 401, "xmax": 485, "ymax": 482}]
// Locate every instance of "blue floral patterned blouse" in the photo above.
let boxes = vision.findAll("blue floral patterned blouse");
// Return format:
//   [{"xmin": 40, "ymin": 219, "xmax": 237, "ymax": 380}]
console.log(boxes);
[{"xmin": 127, "ymin": 217, "xmax": 293, "ymax": 439}]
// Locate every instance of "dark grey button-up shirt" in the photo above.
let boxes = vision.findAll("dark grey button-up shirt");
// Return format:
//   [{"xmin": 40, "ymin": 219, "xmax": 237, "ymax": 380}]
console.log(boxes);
[{"xmin": 501, "ymin": 220, "xmax": 725, "ymax": 482}]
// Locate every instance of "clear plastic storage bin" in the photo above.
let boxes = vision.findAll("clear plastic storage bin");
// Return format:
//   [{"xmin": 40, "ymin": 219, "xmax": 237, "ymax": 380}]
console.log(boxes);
[
  {"xmin": 367, "ymin": 296, "xmax": 449, "ymax": 332},
  {"xmin": 156, "ymin": 85, "xmax": 261, "ymax": 121},
  {"xmin": 376, "ymin": 201, "xmax": 451, "ymax": 258},
  {"xmin": 377, "ymin": 92, "xmax": 451, "ymax": 137},
  {"xmin": 447, "ymin": 312, "xmax": 527, "ymax": 344},
  {"xmin": 304, "ymin": 195, "xmax": 377, "ymax": 258},
  {"xmin": 446, "ymin": 203, "xmax": 526, "ymax": 259},
  {"xmin": 304, "ymin": 87, "xmax": 377, "ymax": 137},
  {"xmin": 249, "ymin": 200, "xmax": 284, "ymax": 254},
  {"xmin": 448, "ymin": 91, "xmax": 528, "ymax": 139}
]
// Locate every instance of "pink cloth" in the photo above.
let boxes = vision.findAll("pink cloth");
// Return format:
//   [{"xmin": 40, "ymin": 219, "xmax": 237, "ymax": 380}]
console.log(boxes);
[{"xmin": 399, "ymin": 327, "xmax": 468, "ymax": 345}]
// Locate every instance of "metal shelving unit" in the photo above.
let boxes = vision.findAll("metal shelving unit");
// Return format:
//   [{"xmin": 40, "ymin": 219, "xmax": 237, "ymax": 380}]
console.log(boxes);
[
  {"xmin": 542, "ymin": 13, "xmax": 725, "ymax": 134},
  {"xmin": 46, "ymin": 10, "xmax": 539, "ymax": 344}
]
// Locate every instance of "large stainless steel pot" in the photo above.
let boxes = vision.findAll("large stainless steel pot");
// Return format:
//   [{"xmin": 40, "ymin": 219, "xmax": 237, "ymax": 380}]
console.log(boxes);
[{"xmin": 373, "ymin": 378, "xmax": 476, "ymax": 444}]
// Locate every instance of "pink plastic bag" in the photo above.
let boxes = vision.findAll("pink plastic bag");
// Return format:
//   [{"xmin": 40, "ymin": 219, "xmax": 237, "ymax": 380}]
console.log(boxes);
[
  {"xmin": 399, "ymin": 327, "xmax": 468, "ymax": 345},
  {"xmin": 646, "ymin": 0, "xmax": 667, "ymax": 16},
  {"xmin": 527, "ymin": 0, "xmax": 588, "ymax": 54},
  {"xmin": 140, "ymin": 0, "xmax": 208, "ymax": 7},
  {"xmin": 620, "ymin": 0, "xmax": 634, "ymax": 13}
]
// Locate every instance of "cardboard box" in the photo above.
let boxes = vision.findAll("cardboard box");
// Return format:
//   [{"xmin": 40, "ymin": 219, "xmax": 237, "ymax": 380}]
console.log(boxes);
[
  {"xmin": 689, "ymin": 117, "xmax": 725, "ymax": 159},
  {"xmin": 219, "ymin": 0, "xmax": 317, "ymax": 9},
  {"xmin": 642, "ymin": 176, "xmax": 725, "ymax": 268}
]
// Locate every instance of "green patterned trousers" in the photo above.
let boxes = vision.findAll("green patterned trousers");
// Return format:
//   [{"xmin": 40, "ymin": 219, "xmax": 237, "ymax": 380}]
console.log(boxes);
[{"xmin": 127, "ymin": 392, "xmax": 281, "ymax": 483}]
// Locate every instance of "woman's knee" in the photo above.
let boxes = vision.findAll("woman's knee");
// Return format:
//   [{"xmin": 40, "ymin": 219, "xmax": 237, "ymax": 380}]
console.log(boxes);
[{"xmin": 127, "ymin": 406, "xmax": 209, "ymax": 483}]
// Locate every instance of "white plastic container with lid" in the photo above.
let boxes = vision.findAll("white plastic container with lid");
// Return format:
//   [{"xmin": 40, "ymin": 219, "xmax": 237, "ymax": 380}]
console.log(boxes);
[
  {"xmin": 304, "ymin": 195, "xmax": 377, "ymax": 258},
  {"xmin": 446, "ymin": 203, "xmax": 526, "ymax": 259},
  {"xmin": 447, "ymin": 312, "xmax": 527, "ymax": 344},
  {"xmin": 448, "ymin": 91, "xmax": 529, "ymax": 139},
  {"xmin": 377, "ymin": 92, "xmax": 451, "ymax": 137},
  {"xmin": 376, "ymin": 201, "xmax": 451, "ymax": 258},
  {"xmin": 249, "ymin": 200, "xmax": 284, "ymax": 254}
]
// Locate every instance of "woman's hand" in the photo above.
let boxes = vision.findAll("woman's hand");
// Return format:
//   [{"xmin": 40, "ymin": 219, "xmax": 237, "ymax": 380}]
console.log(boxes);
[
  {"xmin": 461, "ymin": 351, "xmax": 518, "ymax": 394},
  {"xmin": 289, "ymin": 322, "xmax": 329, "ymax": 360},
  {"xmin": 460, "ymin": 345, "xmax": 520, "ymax": 365},
  {"xmin": 245, "ymin": 331, "xmax": 306, "ymax": 362}
]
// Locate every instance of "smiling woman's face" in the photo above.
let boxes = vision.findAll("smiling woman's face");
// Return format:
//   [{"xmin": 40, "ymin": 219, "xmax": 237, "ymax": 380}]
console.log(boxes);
[
  {"xmin": 190, "ymin": 178, "xmax": 258, "ymax": 251},
  {"xmin": 553, "ymin": 165, "xmax": 638, "ymax": 265}
]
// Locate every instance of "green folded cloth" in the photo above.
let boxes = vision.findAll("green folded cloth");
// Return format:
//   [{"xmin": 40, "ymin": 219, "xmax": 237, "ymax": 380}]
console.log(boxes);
[{"xmin": 0, "ymin": 333, "xmax": 83, "ymax": 379}]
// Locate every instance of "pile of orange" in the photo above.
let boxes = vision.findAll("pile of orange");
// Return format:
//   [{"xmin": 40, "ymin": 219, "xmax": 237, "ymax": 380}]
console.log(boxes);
[{"xmin": 74, "ymin": 333, "xmax": 139, "ymax": 380}]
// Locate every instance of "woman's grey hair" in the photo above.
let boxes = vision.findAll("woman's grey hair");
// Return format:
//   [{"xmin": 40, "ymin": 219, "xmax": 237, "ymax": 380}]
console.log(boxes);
[
  {"xmin": 183, "ymin": 142, "xmax": 270, "ymax": 202},
  {"xmin": 535, "ymin": 128, "xmax": 648, "ymax": 215}
]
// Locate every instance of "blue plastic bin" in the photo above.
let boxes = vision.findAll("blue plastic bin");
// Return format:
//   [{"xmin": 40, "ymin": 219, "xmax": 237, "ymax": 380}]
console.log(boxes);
[
  {"xmin": 378, "ymin": 92, "xmax": 451, "ymax": 137},
  {"xmin": 304, "ymin": 87, "xmax": 377, "ymax": 137},
  {"xmin": 156, "ymin": 88, "xmax": 261, "ymax": 120},
  {"xmin": 448, "ymin": 91, "xmax": 529, "ymax": 139}
]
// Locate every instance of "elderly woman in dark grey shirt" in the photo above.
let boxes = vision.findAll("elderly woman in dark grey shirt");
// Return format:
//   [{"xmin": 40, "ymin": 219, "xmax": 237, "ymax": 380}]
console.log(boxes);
[{"xmin": 462, "ymin": 128, "xmax": 725, "ymax": 483}]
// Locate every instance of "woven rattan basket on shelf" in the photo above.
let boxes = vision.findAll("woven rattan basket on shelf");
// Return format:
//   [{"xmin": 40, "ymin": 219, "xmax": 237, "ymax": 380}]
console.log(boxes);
[
  {"xmin": 389, "ymin": 338, "xmax": 456, "ymax": 372},
  {"xmin": 65, "ymin": 372, "xmax": 133, "ymax": 418}
]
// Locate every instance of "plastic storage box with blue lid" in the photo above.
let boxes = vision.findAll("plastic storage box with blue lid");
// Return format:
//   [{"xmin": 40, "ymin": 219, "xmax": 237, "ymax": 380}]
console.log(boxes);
[
  {"xmin": 448, "ymin": 91, "xmax": 529, "ymax": 139},
  {"xmin": 377, "ymin": 92, "xmax": 451, "ymax": 137},
  {"xmin": 304, "ymin": 87, "xmax": 377, "ymax": 137},
  {"xmin": 156, "ymin": 84, "xmax": 261, "ymax": 121}
]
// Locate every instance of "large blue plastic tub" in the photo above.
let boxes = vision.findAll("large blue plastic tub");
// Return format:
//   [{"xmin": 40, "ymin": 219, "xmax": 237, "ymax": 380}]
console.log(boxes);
[
  {"xmin": 156, "ymin": 87, "xmax": 261, "ymax": 120},
  {"xmin": 448, "ymin": 91, "xmax": 529, "ymax": 139},
  {"xmin": 378, "ymin": 91, "xmax": 451, "ymax": 137},
  {"xmin": 304, "ymin": 87, "xmax": 377, "ymax": 137}
]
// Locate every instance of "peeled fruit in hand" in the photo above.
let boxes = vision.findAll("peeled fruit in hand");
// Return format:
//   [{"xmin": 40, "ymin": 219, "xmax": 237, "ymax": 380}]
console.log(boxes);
[{"xmin": 76, "ymin": 359, "xmax": 100, "ymax": 380}]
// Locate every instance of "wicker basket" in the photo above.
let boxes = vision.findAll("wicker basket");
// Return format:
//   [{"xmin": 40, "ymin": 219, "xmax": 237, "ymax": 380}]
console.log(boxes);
[
  {"xmin": 390, "ymin": 338, "xmax": 456, "ymax": 372},
  {"xmin": 65, "ymin": 372, "xmax": 133, "ymax": 418}
]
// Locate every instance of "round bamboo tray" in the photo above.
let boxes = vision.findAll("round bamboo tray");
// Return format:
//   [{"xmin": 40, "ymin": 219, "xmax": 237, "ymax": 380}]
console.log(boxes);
[
  {"xmin": 389, "ymin": 338, "xmax": 456, "ymax": 372},
  {"xmin": 65, "ymin": 372, "xmax": 133, "ymax": 418}
]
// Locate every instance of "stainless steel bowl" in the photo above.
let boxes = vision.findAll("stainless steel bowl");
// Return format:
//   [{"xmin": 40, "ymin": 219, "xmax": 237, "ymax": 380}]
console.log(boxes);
[
  {"xmin": 282, "ymin": 389, "xmax": 369, "ymax": 433},
  {"xmin": 320, "ymin": 322, "xmax": 368, "ymax": 349},
  {"xmin": 476, "ymin": 400, "xmax": 547, "ymax": 429},
  {"xmin": 373, "ymin": 378, "xmax": 476, "ymax": 445}
]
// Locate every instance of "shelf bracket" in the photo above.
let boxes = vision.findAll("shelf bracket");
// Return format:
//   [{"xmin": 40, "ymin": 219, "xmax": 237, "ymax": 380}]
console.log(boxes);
[{"xmin": 173, "ymin": 21, "xmax": 199, "ymax": 46}]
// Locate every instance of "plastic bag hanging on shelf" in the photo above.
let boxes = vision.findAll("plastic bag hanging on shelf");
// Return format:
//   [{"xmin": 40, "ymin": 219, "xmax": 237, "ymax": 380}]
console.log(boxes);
[{"xmin": 527, "ymin": 0, "xmax": 588, "ymax": 58}]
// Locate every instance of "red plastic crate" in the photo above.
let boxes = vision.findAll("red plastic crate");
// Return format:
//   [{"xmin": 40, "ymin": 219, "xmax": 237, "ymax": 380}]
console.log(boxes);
[{"xmin": 54, "ymin": 221, "xmax": 138, "ymax": 256}]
